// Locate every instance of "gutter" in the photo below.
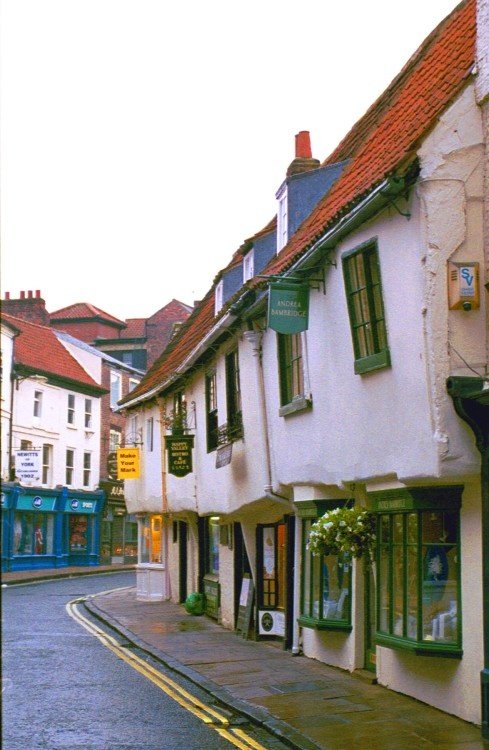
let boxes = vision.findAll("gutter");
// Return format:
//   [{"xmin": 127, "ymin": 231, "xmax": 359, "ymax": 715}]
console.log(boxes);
[
  {"xmin": 243, "ymin": 175, "xmax": 407, "ymax": 320},
  {"xmin": 121, "ymin": 174, "xmax": 408, "ymax": 409}
]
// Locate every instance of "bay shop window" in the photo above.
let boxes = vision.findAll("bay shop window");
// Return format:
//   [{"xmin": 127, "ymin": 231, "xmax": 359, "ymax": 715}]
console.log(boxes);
[
  {"xmin": 371, "ymin": 487, "xmax": 462, "ymax": 657},
  {"xmin": 297, "ymin": 502, "xmax": 352, "ymax": 630},
  {"xmin": 139, "ymin": 515, "xmax": 163, "ymax": 564}
]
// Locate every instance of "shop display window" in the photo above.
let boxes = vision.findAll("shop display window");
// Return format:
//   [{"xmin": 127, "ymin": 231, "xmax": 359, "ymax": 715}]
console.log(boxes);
[
  {"xmin": 139, "ymin": 515, "xmax": 163, "ymax": 564},
  {"xmin": 207, "ymin": 517, "xmax": 220, "ymax": 576},
  {"xmin": 375, "ymin": 494, "xmax": 461, "ymax": 656},
  {"xmin": 300, "ymin": 518, "xmax": 352, "ymax": 630},
  {"xmin": 69, "ymin": 515, "xmax": 88, "ymax": 552},
  {"xmin": 13, "ymin": 512, "xmax": 54, "ymax": 556}
]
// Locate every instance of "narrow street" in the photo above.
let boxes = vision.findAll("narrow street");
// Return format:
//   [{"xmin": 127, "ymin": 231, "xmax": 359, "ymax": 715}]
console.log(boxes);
[{"xmin": 2, "ymin": 573, "xmax": 285, "ymax": 750}]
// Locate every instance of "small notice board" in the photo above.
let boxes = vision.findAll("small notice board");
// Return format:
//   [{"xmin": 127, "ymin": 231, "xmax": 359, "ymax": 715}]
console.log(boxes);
[{"xmin": 236, "ymin": 574, "xmax": 254, "ymax": 639}]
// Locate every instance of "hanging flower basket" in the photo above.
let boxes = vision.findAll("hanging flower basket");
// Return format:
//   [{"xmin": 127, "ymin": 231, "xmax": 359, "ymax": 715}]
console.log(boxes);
[{"xmin": 307, "ymin": 507, "xmax": 376, "ymax": 560}]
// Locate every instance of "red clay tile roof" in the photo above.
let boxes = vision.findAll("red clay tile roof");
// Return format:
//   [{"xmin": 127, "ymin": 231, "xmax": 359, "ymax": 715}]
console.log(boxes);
[
  {"xmin": 123, "ymin": 318, "xmax": 146, "ymax": 338},
  {"xmin": 121, "ymin": 0, "xmax": 476, "ymax": 406},
  {"xmin": 49, "ymin": 302, "xmax": 125, "ymax": 326},
  {"xmin": 120, "ymin": 292, "xmax": 215, "ymax": 405},
  {"xmin": 4, "ymin": 313, "xmax": 106, "ymax": 394},
  {"xmin": 263, "ymin": 0, "xmax": 475, "ymax": 276}
]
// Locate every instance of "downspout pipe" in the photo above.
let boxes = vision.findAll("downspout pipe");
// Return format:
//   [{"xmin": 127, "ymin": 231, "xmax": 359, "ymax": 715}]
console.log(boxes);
[{"xmin": 446, "ymin": 376, "xmax": 489, "ymax": 739}]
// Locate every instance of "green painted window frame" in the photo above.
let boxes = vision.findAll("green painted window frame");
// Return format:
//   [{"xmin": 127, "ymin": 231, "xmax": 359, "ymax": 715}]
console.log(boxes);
[
  {"xmin": 205, "ymin": 372, "xmax": 218, "ymax": 452},
  {"xmin": 298, "ymin": 502, "xmax": 353, "ymax": 631},
  {"xmin": 277, "ymin": 333, "xmax": 310, "ymax": 415},
  {"xmin": 372, "ymin": 487, "xmax": 462, "ymax": 658},
  {"xmin": 225, "ymin": 349, "xmax": 243, "ymax": 440},
  {"xmin": 342, "ymin": 240, "xmax": 390, "ymax": 375}
]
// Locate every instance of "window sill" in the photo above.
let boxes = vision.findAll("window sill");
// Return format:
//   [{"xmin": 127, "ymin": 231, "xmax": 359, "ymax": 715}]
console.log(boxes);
[
  {"xmin": 298, "ymin": 616, "xmax": 352, "ymax": 632},
  {"xmin": 375, "ymin": 633, "xmax": 462, "ymax": 658},
  {"xmin": 66, "ymin": 424, "xmax": 77, "ymax": 430},
  {"xmin": 279, "ymin": 395, "xmax": 312, "ymax": 418},
  {"xmin": 354, "ymin": 348, "xmax": 391, "ymax": 375}
]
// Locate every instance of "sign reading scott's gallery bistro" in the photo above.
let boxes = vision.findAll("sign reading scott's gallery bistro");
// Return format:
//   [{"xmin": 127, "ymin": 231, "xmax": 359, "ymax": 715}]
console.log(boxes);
[
  {"xmin": 165, "ymin": 436, "xmax": 195, "ymax": 477},
  {"xmin": 267, "ymin": 282, "xmax": 309, "ymax": 334}
]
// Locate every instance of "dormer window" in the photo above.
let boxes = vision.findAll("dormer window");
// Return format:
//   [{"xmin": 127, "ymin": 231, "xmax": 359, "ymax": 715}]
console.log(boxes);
[
  {"xmin": 277, "ymin": 184, "xmax": 288, "ymax": 252},
  {"xmin": 243, "ymin": 249, "xmax": 254, "ymax": 282},
  {"xmin": 215, "ymin": 279, "xmax": 224, "ymax": 316}
]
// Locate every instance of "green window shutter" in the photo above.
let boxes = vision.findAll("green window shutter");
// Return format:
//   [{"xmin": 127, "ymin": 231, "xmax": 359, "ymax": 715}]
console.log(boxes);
[{"xmin": 342, "ymin": 241, "xmax": 390, "ymax": 375}]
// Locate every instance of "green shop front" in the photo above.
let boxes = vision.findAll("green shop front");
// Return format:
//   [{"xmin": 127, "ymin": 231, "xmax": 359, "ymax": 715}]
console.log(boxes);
[
  {"xmin": 99, "ymin": 480, "xmax": 137, "ymax": 564},
  {"xmin": 1, "ymin": 483, "xmax": 105, "ymax": 572}
]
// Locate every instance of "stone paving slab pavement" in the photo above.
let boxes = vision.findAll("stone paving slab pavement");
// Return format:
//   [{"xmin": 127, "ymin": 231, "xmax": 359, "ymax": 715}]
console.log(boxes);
[
  {"xmin": 3, "ymin": 569, "xmax": 487, "ymax": 750},
  {"xmin": 82, "ymin": 586, "xmax": 487, "ymax": 750}
]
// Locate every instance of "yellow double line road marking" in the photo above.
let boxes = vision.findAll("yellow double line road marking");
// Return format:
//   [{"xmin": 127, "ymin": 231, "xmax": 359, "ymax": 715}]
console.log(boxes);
[{"xmin": 66, "ymin": 593, "xmax": 268, "ymax": 750}]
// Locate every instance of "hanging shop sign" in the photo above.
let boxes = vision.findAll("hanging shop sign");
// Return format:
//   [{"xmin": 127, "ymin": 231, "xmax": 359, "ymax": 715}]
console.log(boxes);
[
  {"xmin": 216, "ymin": 443, "xmax": 232, "ymax": 468},
  {"xmin": 107, "ymin": 452, "xmax": 118, "ymax": 480},
  {"xmin": 15, "ymin": 450, "xmax": 41, "ymax": 483},
  {"xmin": 116, "ymin": 448, "xmax": 140, "ymax": 479},
  {"xmin": 267, "ymin": 282, "xmax": 309, "ymax": 334},
  {"xmin": 165, "ymin": 435, "xmax": 194, "ymax": 477}
]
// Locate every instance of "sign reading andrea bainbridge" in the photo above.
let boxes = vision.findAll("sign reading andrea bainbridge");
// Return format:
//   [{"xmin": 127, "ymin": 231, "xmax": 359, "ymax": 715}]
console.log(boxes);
[
  {"xmin": 267, "ymin": 282, "xmax": 309, "ymax": 334},
  {"xmin": 165, "ymin": 435, "xmax": 194, "ymax": 477},
  {"xmin": 116, "ymin": 448, "xmax": 140, "ymax": 479}
]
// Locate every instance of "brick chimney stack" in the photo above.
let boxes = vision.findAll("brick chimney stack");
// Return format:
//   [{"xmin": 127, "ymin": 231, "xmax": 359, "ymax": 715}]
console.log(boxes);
[
  {"xmin": 287, "ymin": 130, "xmax": 320, "ymax": 177},
  {"xmin": 2, "ymin": 290, "xmax": 50, "ymax": 326}
]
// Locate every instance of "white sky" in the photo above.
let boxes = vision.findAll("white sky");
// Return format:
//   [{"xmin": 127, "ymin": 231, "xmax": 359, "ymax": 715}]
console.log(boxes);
[{"xmin": 1, "ymin": 0, "xmax": 461, "ymax": 321}]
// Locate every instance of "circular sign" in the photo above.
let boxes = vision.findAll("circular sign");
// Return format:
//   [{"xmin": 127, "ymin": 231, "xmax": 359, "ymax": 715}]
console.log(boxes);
[
  {"xmin": 261, "ymin": 612, "xmax": 274, "ymax": 632},
  {"xmin": 70, "ymin": 499, "xmax": 79, "ymax": 510},
  {"xmin": 32, "ymin": 496, "xmax": 42, "ymax": 508}
]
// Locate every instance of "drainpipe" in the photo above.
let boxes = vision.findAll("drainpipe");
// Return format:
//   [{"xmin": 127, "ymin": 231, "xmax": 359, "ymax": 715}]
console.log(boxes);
[
  {"xmin": 243, "ymin": 328, "xmax": 273, "ymax": 488},
  {"xmin": 446, "ymin": 376, "xmax": 489, "ymax": 739},
  {"xmin": 292, "ymin": 516, "xmax": 302, "ymax": 654},
  {"xmin": 157, "ymin": 396, "xmax": 171, "ymax": 600}
]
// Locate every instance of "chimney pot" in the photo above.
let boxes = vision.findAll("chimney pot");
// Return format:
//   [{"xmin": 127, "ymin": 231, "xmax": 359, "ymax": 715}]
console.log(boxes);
[
  {"xmin": 28, "ymin": 290, "xmax": 33, "ymax": 298},
  {"xmin": 295, "ymin": 131, "xmax": 312, "ymax": 159},
  {"xmin": 35, "ymin": 290, "xmax": 41, "ymax": 298},
  {"xmin": 5, "ymin": 292, "xmax": 10, "ymax": 300},
  {"xmin": 20, "ymin": 291, "xmax": 25, "ymax": 299}
]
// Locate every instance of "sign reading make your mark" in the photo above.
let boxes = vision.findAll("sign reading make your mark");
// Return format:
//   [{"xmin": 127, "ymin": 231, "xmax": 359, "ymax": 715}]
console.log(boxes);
[
  {"xmin": 267, "ymin": 282, "xmax": 309, "ymax": 334},
  {"xmin": 116, "ymin": 448, "xmax": 140, "ymax": 479}
]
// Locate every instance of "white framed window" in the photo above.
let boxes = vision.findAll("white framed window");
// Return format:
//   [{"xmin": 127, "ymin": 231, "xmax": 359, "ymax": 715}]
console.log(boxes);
[
  {"xmin": 84, "ymin": 399, "xmax": 92, "ymax": 428},
  {"xmin": 42, "ymin": 444, "xmax": 52, "ymax": 485},
  {"xmin": 146, "ymin": 417, "xmax": 154, "ymax": 452},
  {"xmin": 83, "ymin": 452, "xmax": 91, "ymax": 487},
  {"xmin": 214, "ymin": 280, "xmax": 224, "ymax": 316},
  {"xmin": 66, "ymin": 449, "xmax": 75, "ymax": 485},
  {"xmin": 110, "ymin": 371, "xmax": 122, "ymax": 409},
  {"xmin": 128, "ymin": 378, "xmax": 139, "ymax": 393},
  {"xmin": 243, "ymin": 249, "xmax": 254, "ymax": 282},
  {"xmin": 109, "ymin": 429, "xmax": 122, "ymax": 451},
  {"xmin": 67, "ymin": 393, "xmax": 75, "ymax": 425},
  {"xmin": 33, "ymin": 390, "xmax": 43, "ymax": 418},
  {"xmin": 276, "ymin": 185, "xmax": 288, "ymax": 252}
]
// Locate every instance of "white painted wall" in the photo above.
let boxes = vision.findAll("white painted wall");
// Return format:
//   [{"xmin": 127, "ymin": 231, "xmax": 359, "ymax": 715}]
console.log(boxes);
[
  {"xmin": 1, "ymin": 324, "xmax": 16, "ymax": 481},
  {"xmin": 123, "ymin": 401, "xmax": 165, "ymax": 514},
  {"xmin": 11, "ymin": 379, "xmax": 102, "ymax": 490}
]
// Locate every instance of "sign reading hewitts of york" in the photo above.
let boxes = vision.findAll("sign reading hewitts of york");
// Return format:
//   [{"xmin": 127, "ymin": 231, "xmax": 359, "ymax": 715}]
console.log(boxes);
[
  {"xmin": 116, "ymin": 448, "xmax": 140, "ymax": 479},
  {"xmin": 268, "ymin": 282, "xmax": 309, "ymax": 334},
  {"xmin": 165, "ymin": 436, "xmax": 194, "ymax": 477}
]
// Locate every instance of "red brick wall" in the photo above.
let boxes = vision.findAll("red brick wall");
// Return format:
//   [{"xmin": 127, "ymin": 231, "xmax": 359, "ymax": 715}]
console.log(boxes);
[
  {"xmin": 99, "ymin": 362, "xmax": 140, "ymax": 482},
  {"xmin": 2, "ymin": 294, "xmax": 50, "ymax": 326},
  {"xmin": 145, "ymin": 300, "xmax": 192, "ymax": 368}
]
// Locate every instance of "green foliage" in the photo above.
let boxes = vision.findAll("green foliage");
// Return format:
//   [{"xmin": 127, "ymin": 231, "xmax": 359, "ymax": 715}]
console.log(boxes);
[{"xmin": 308, "ymin": 507, "xmax": 376, "ymax": 560}]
